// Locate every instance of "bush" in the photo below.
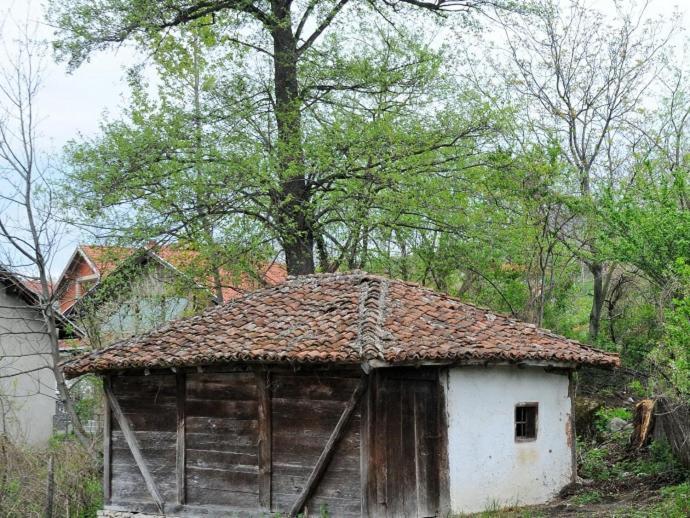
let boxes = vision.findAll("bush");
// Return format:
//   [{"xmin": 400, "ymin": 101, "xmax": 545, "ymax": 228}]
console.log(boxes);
[
  {"xmin": 579, "ymin": 444, "xmax": 612, "ymax": 481},
  {"xmin": 593, "ymin": 407, "xmax": 632, "ymax": 435},
  {"xmin": 0, "ymin": 435, "xmax": 102, "ymax": 517}
]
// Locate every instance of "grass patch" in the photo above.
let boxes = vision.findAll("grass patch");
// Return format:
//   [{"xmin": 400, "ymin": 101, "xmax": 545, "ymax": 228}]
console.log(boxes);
[{"xmin": 569, "ymin": 489, "xmax": 603, "ymax": 505}]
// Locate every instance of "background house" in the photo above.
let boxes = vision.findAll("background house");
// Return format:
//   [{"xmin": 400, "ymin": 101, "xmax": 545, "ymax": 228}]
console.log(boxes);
[
  {"xmin": 63, "ymin": 272, "xmax": 619, "ymax": 517},
  {"xmin": 55, "ymin": 244, "xmax": 286, "ymax": 347},
  {"xmin": 0, "ymin": 267, "xmax": 81, "ymax": 445}
]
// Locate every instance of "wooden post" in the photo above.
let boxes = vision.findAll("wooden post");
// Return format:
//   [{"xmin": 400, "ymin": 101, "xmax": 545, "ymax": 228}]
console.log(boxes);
[
  {"xmin": 360, "ymin": 370, "xmax": 372, "ymax": 517},
  {"xmin": 44, "ymin": 454, "xmax": 54, "ymax": 518},
  {"xmin": 289, "ymin": 375, "xmax": 368, "ymax": 517},
  {"xmin": 437, "ymin": 368, "xmax": 450, "ymax": 515},
  {"xmin": 568, "ymin": 371, "xmax": 577, "ymax": 483},
  {"xmin": 102, "ymin": 376, "xmax": 112, "ymax": 505},
  {"xmin": 256, "ymin": 370, "xmax": 272, "ymax": 512},
  {"xmin": 176, "ymin": 371, "xmax": 186, "ymax": 505},
  {"xmin": 104, "ymin": 378, "xmax": 165, "ymax": 514}
]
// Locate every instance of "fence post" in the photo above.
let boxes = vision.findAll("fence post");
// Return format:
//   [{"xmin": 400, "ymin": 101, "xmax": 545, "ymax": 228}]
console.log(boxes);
[{"xmin": 44, "ymin": 454, "xmax": 54, "ymax": 518}]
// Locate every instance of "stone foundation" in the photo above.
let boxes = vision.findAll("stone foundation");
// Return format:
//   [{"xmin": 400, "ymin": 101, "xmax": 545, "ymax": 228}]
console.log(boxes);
[{"xmin": 97, "ymin": 511, "xmax": 164, "ymax": 518}]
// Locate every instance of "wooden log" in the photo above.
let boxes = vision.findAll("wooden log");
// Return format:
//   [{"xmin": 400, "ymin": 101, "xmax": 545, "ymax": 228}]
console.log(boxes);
[
  {"xmin": 176, "ymin": 371, "xmax": 186, "ymax": 505},
  {"xmin": 104, "ymin": 378, "xmax": 165, "ymax": 514},
  {"xmin": 289, "ymin": 375, "xmax": 368, "ymax": 517},
  {"xmin": 103, "ymin": 376, "xmax": 112, "ymax": 505},
  {"xmin": 256, "ymin": 370, "xmax": 272, "ymax": 512},
  {"xmin": 631, "ymin": 399, "xmax": 656, "ymax": 449}
]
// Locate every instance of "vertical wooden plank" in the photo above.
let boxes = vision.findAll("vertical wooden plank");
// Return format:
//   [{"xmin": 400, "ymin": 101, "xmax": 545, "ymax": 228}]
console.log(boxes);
[
  {"xmin": 413, "ymin": 388, "xmax": 424, "ymax": 517},
  {"xmin": 104, "ymin": 379, "xmax": 165, "ymax": 514},
  {"xmin": 374, "ymin": 372, "xmax": 388, "ymax": 510},
  {"xmin": 400, "ymin": 380, "xmax": 418, "ymax": 517},
  {"xmin": 176, "ymin": 371, "xmax": 186, "ymax": 505},
  {"xmin": 289, "ymin": 375, "xmax": 367, "ymax": 517},
  {"xmin": 568, "ymin": 371, "xmax": 577, "ymax": 483},
  {"xmin": 102, "ymin": 376, "xmax": 112, "ymax": 506},
  {"xmin": 383, "ymin": 377, "xmax": 404, "ymax": 518},
  {"xmin": 360, "ymin": 374, "xmax": 371, "ymax": 517},
  {"xmin": 415, "ymin": 380, "xmax": 439, "ymax": 517},
  {"xmin": 437, "ymin": 369, "xmax": 450, "ymax": 516},
  {"xmin": 256, "ymin": 369, "xmax": 272, "ymax": 512}
]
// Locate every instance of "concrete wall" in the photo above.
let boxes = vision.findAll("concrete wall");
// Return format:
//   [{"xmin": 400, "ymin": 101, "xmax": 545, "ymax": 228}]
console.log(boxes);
[
  {"xmin": 0, "ymin": 285, "xmax": 56, "ymax": 445},
  {"xmin": 446, "ymin": 365, "xmax": 573, "ymax": 514}
]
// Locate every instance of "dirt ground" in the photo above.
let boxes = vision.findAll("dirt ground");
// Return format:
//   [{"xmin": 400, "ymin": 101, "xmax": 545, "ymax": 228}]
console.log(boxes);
[{"xmin": 490, "ymin": 475, "xmax": 681, "ymax": 517}]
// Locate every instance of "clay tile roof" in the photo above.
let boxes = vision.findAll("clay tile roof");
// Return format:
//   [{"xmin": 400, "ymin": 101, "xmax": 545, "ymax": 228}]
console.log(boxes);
[
  {"xmin": 80, "ymin": 245, "xmax": 132, "ymax": 277},
  {"xmin": 78, "ymin": 244, "xmax": 286, "ymax": 301},
  {"xmin": 61, "ymin": 272, "xmax": 620, "ymax": 378}
]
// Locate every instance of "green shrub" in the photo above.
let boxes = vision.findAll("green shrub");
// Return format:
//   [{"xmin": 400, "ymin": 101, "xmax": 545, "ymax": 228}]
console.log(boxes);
[
  {"xmin": 580, "ymin": 445, "xmax": 613, "ymax": 481},
  {"xmin": 593, "ymin": 407, "xmax": 632, "ymax": 434},
  {"xmin": 628, "ymin": 379, "xmax": 647, "ymax": 398}
]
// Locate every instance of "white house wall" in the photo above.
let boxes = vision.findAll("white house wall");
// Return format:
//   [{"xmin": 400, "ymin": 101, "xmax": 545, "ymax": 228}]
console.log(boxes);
[
  {"xmin": 0, "ymin": 286, "xmax": 56, "ymax": 445},
  {"xmin": 446, "ymin": 365, "xmax": 573, "ymax": 514}
]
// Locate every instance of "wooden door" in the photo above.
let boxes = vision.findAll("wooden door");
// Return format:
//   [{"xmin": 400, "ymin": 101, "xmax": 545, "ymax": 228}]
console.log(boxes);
[{"xmin": 367, "ymin": 369, "xmax": 444, "ymax": 517}]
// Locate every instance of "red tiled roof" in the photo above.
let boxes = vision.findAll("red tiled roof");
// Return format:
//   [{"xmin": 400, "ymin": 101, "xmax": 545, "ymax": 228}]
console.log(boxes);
[
  {"xmin": 22, "ymin": 278, "xmax": 53, "ymax": 295},
  {"xmin": 61, "ymin": 272, "xmax": 619, "ymax": 378},
  {"xmin": 79, "ymin": 245, "xmax": 131, "ymax": 277},
  {"xmin": 62, "ymin": 245, "xmax": 286, "ymax": 309}
]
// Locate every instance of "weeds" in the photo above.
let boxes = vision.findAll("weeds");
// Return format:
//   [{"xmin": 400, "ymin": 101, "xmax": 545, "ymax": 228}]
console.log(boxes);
[
  {"xmin": 0, "ymin": 435, "xmax": 101, "ymax": 517},
  {"xmin": 569, "ymin": 489, "xmax": 603, "ymax": 505}
]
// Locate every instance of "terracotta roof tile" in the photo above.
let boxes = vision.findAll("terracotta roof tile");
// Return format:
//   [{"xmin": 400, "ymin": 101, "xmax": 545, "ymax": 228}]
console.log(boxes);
[
  {"xmin": 77, "ymin": 244, "xmax": 286, "ymax": 302},
  {"xmin": 61, "ymin": 272, "xmax": 619, "ymax": 378}
]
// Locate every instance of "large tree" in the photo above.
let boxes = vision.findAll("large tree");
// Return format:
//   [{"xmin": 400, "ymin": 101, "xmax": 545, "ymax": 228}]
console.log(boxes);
[
  {"xmin": 494, "ymin": 0, "xmax": 671, "ymax": 340},
  {"xmin": 50, "ymin": 0, "xmax": 517, "ymax": 275}
]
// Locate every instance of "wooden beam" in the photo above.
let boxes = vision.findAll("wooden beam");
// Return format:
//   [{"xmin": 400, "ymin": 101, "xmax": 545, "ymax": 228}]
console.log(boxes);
[
  {"xmin": 104, "ymin": 378, "xmax": 165, "ymax": 514},
  {"xmin": 176, "ymin": 371, "xmax": 186, "ymax": 505},
  {"xmin": 256, "ymin": 370, "xmax": 272, "ymax": 512},
  {"xmin": 102, "ymin": 376, "xmax": 112, "ymax": 505},
  {"xmin": 360, "ymin": 371, "xmax": 372, "ymax": 516},
  {"xmin": 568, "ymin": 371, "xmax": 577, "ymax": 483},
  {"xmin": 289, "ymin": 375, "xmax": 368, "ymax": 517},
  {"xmin": 437, "ymin": 369, "xmax": 451, "ymax": 516}
]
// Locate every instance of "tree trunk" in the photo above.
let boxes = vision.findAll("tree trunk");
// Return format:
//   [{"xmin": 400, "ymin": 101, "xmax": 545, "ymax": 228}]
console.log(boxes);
[
  {"xmin": 588, "ymin": 261, "xmax": 604, "ymax": 341},
  {"xmin": 38, "ymin": 266, "xmax": 91, "ymax": 450},
  {"xmin": 271, "ymin": 0, "xmax": 314, "ymax": 276}
]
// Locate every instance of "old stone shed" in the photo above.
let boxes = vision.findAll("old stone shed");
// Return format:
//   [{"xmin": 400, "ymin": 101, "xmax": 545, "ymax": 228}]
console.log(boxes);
[{"xmin": 63, "ymin": 272, "xmax": 619, "ymax": 517}]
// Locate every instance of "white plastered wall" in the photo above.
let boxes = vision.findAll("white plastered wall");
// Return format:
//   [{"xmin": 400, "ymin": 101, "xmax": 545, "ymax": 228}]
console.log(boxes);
[
  {"xmin": 0, "ymin": 286, "xmax": 56, "ymax": 445},
  {"xmin": 446, "ymin": 365, "xmax": 573, "ymax": 514}
]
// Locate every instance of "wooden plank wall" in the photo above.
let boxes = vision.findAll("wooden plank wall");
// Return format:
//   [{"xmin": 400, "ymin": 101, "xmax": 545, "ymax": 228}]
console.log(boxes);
[
  {"xmin": 185, "ymin": 371, "xmax": 260, "ymax": 510},
  {"xmin": 110, "ymin": 374, "xmax": 177, "ymax": 506},
  {"xmin": 107, "ymin": 368, "xmax": 363, "ymax": 516},
  {"xmin": 367, "ymin": 369, "xmax": 444, "ymax": 518},
  {"xmin": 271, "ymin": 370, "xmax": 362, "ymax": 517}
]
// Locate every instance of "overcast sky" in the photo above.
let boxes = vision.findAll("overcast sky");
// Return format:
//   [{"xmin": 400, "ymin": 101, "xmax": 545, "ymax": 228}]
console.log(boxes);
[{"xmin": 0, "ymin": 0, "xmax": 687, "ymax": 276}]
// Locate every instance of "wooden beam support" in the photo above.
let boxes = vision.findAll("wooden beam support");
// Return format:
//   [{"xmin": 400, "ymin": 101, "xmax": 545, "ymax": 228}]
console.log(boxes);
[
  {"xmin": 102, "ymin": 376, "xmax": 112, "ymax": 505},
  {"xmin": 289, "ymin": 375, "xmax": 368, "ymax": 517},
  {"xmin": 104, "ymin": 378, "xmax": 165, "ymax": 514},
  {"xmin": 176, "ymin": 371, "xmax": 186, "ymax": 505},
  {"xmin": 360, "ymin": 371, "xmax": 372, "ymax": 516},
  {"xmin": 256, "ymin": 370, "xmax": 272, "ymax": 512}
]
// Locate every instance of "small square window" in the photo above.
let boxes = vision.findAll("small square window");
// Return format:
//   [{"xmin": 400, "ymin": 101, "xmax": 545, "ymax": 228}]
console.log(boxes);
[{"xmin": 515, "ymin": 403, "xmax": 538, "ymax": 441}]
